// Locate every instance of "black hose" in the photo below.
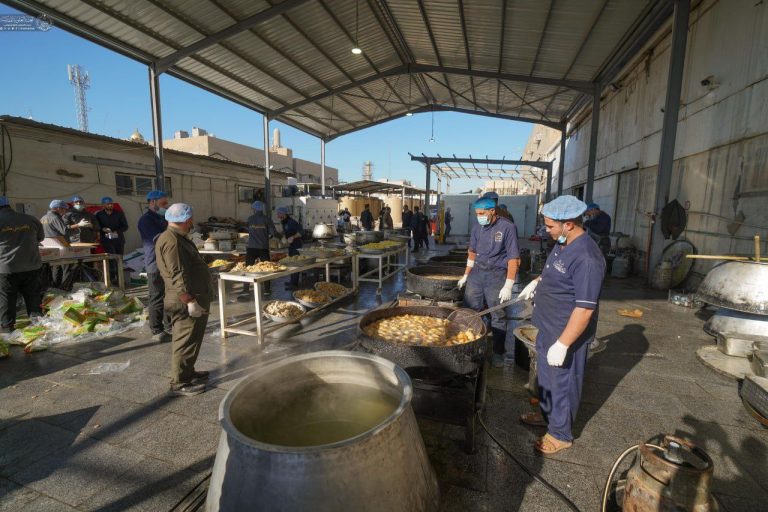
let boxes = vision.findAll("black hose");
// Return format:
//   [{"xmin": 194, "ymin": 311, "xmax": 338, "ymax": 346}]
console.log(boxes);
[
  {"xmin": 168, "ymin": 473, "xmax": 211, "ymax": 512},
  {"xmin": 477, "ymin": 413, "xmax": 581, "ymax": 512}
]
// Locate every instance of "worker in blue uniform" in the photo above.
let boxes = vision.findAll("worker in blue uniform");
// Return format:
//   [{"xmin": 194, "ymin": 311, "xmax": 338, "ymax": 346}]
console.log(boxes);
[
  {"xmin": 518, "ymin": 195, "xmax": 606, "ymax": 455},
  {"xmin": 277, "ymin": 207, "xmax": 303, "ymax": 289},
  {"xmin": 138, "ymin": 190, "xmax": 171, "ymax": 343},
  {"xmin": 584, "ymin": 203, "xmax": 612, "ymax": 257},
  {"xmin": 457, "ymin": 197, "xmax": 520, "ymax": 367}
]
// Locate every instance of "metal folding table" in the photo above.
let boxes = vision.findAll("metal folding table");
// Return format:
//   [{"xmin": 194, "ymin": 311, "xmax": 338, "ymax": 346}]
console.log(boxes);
[
  {"xmin": 217, "ymin": 254, "xmax": 358, "ymax": 344},
  {"xmin": 356, "ymin": 245, "xmax": 410, "ymax": 294}
]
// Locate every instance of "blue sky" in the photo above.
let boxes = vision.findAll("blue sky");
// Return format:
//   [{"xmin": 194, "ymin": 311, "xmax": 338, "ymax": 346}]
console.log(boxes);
[{"xmin": 0, "ymin": 7, "xmax": 532, "ymax": 191}]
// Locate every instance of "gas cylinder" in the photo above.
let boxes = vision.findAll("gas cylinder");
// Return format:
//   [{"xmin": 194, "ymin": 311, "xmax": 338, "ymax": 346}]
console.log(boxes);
[{"xmin": 623, "ymin": 436, "xmax": 716, "ymax": 511}]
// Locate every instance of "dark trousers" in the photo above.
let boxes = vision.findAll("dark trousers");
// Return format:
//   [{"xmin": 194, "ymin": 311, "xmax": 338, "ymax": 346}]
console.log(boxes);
[
  {"xmin": 47, "ymin": 263, "xmax": 72, "ymax": 290},
  {"xmin": 101, "ymin": 240, "xmax": 125, "ymax": 283},
  {"xmin": 0, "ymin": 269, "xmax": 43, "ymax": 329},
  {"xmin": 243, "ymin": 248, "xmax": 271, "ymax": 293},
  {"xmin": 167, "ymin": 300, "xmax": 209, "ymax": 384},
  {"xmin": 288, "ymin": 246, "xmax": 300, "ymax": 286},
  {"xmin": 444, "ymin": 224, "xmax": 451, "ymax": 240},
  {"xmin": 147, "ymin": 271, "xmax": 170, "ymax": 335},
  {"xmin": 463, "ymin": 266, "xmax": 514, "ymax": 355}
]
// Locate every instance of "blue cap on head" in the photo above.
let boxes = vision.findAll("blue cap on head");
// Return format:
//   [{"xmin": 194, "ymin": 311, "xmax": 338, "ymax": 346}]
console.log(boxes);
[
  {"xmin": 541, "ymin": 195, "xmax": 588, "ymax": 220},
  {"xmin": 50, "ymin": 199, "xmax": 68, "ymax": 209},
  {"xmin": 0, "ymin": 196, "xmax": 8, "ymax": 207},
  {"xmin": 251, "ymin": 201, "xmax": 264, "ymax": 212},
  {"xmin": 71, "ymin": 195, "xmax": 84, "ymax": 203},
  {"xmin": 101, "ymin": 197, "xmax": 113, "ymax": 204},
  {"xmin": 473, "ymin": 198, "xmax": 496, "ymax": 210},
  {"xmin": 498, "ymin": 204, "xmax": 508, "ymax": 211},
  {"xmin": 276, "ymin": 207, "xmax": 289, "ymax": 215},
  {"xmin": 481, "ymin": 191, "xmax": 499, "ymax": 201},
  {"xmin": 587, "ymin": 202, "xmax": 600, "ymax": 210},
  {"xmin": 165, "ymin": 203, "xmax": 193, "ymax": 223},
  {"xmin": 146, "ymin": 190, "xmax": 167, "ymax": 202}
]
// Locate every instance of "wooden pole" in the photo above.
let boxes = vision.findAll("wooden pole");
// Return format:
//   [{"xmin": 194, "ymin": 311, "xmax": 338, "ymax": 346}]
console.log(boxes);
[{"xmin": 755, "ymin": 235, "xmax": 761, "ymax": 262}]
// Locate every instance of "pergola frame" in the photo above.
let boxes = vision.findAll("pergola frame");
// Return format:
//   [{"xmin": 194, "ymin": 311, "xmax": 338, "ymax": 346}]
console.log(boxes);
[{"xmin": 6, "ymin": 0, "xmax": 689, "ymax": 268}]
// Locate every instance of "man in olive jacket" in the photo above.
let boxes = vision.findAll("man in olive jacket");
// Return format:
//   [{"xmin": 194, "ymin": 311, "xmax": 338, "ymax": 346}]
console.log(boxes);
[{"xmin": 155, "ymin": 203, "xmax": 213, "ymax": 396}]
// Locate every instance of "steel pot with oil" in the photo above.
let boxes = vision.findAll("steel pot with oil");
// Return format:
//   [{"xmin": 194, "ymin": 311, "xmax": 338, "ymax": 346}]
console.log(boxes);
[{"xmin": 205, "ymin": 351, "xmax": 439, "ymax": 512}]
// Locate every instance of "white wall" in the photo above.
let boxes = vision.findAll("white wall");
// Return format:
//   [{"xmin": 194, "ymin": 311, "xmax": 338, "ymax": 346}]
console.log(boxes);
[
  {"xmin": 443, "ymin": 194, "xmax": 537, "ymax": 238},
  {"xmin": 558, "ymin": 0, "xmax": 768, "ymax": 281}
]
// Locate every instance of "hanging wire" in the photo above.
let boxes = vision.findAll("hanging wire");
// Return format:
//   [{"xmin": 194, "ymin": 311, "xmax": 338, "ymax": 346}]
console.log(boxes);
[
  {"xmin": 429, "ymin": 107, "xmax": 435, "ymax": 142},
  {"xmin": 406, "ymin": 74, "xmax": 413, "ymax": 116}
]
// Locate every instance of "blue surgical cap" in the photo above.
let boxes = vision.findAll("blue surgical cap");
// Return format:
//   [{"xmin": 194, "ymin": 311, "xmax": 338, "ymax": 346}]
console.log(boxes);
[
  {"xmin": 101, "ymin": 196, "xmax": 114, "ymax": 204},
  {"xmin": 541, "ymin": 195, "xmax": 588, "ymax": 220},
  {"xmin": 146, "ymin": 190, "xmax": 167, "ymax": 201},
  {"xmin": 71, "ymin": 195, "xmax": 84, "ymax": 203},
  {"xmin": 276, "ymin": 207, "xmax": 290, "ymax": 215},
  {"xmin": 482, "ymin": 191, "xmax": 499, "ymax": 201},
  {"xmin": 473, "ymin": 198, "xmax": 496, "ymax": 210},
  {"xmin": 251, "ymin": 201, "xmax": 265, "ymax": 212},
  {"xmin": 0, "ymin": 196, "xmax": 8, "ymax": 207},
  {"xmin": 587, "ymin": 203, "xmax": 600, "ymax": 210},
  {"xmin": 165, "ymin": 203, "xmax": 193, "ymax": 222},
  {"xmin": 498, "ymin": 204, "xmax": 508, "ymax": 211},
  {"xmin": 50, "ymin": 199, "xmax": 68, "ymax": 209}
]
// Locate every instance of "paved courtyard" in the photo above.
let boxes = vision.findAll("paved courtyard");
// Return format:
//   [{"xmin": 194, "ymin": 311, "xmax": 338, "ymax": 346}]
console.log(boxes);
[{"xmin": 1, "ymin": 248, "xmax": 766, "ymax": 511}]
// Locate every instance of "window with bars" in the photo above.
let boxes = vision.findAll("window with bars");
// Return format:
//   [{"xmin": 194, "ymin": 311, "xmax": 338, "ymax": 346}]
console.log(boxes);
[{"xmin": 115, "ymin": 173, "xmax": 172, "ymax": 197}]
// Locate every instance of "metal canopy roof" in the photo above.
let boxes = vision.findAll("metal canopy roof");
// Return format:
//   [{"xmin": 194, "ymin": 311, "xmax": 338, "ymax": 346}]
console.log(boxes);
[
  {"xmin": 332, "ymin": 179, "xmax": 429, "ymax": 195},
  {"xmin": 8, "ymin": 0, "xmax": 672, "ymax": 140}
]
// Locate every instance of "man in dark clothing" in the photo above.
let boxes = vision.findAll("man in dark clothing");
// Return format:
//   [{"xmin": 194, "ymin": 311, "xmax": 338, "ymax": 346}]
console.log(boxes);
[
  {"xmin": 378, "ymin": 208, "xmax": 386, "ymax": 231},
  {"xmin": 156, "ymin": 203, "xmax": 213, "ymax": 397},
  {"xmin": 360, "ymin": 204, "xmax": 374, "ymax": 231},
  {"xmin": 584, "ymin": 203, "xmax": 612, "ymax": 257},
  {"xmin": 242, "ymin": 200, "xmax": 277, "ymax": 295},
  {"xmin": 63, "ymin": 195, "xmax": 100, "ymax": 244},
  {"xmin": 443, "ymin": 207, "xmax": 453, "ymax": 241},
  {"xmin": 40, "ymin": 199, "xmax": 72, "ymax": 289},
  {"xmin": 341, "ymin": 208, "xmax": 352, "ymax": 233},
  {"xmin": 95, "ymin": 196, "xmax": 129, "ymax": 283},
  {"xmin": 277, "ymin": 207, "xmax": 303, "ymax": 289},
  {"xmin": 137, "ymin": 190, "xmax": 171, "ymax": 343},
  {"xmin": 402, "ymin": 206, "xmax": 413, "ymax": 248},
  {"xmin": 0, "ymin": 197, "xmax": 45, "ymax": 332},
  {"xmin": 411, "ymin": 206, "xmax": 430, "ymax": 250}
]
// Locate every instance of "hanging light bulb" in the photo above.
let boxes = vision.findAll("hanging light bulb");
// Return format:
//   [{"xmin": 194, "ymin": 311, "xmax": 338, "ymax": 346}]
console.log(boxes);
[
  {"xmin": 351, "ymin": 0, "xmax": 362, "ymax": 55},
  {"xmin": 406, "ymin": 112, "xmax": 413, "ymax": 117},
  {"xmin": 405, "ymin": 73, "xmax": 413, "ymax": 116},
  {"xmin": 428, "ymin": 107, "xmax": 435, "ymax": 142}
]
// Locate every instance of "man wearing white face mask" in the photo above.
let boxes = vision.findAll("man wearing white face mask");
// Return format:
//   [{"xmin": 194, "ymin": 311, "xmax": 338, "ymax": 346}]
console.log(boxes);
[
  {"xmin": 518, "ymin": 195, "xmax": 605, "ymax": 456},
  {"xmin": 457, "ymin": 197, "xmax": 520, "ymax": 367},
  {"xmin": 64, "ymin": 195, "xmax": 100, "ymax": 244},
  {"xmin": 156, "ymin": 203, "xmax": 213, "ymax": 396}
]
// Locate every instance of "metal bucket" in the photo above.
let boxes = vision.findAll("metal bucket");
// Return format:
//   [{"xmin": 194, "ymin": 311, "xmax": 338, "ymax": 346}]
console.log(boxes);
[{"xmin": 205, "ymin": 351, "xmax": 439, "ymax": 512}]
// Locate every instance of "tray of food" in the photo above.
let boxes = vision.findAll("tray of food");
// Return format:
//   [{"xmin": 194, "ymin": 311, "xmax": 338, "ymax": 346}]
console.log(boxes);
[
  {"xmin": 358, "ymin": 241, "xmax": 403, "ymax": 254},
  {"xmin": 230, "ymin": 261, "xmax": 287, "ymax": 274},
  {"xmin": 262, "ymin": 300, "xmax": 305, "ymax": 324},
  {"xmin": 208, "ymin": 259, "xmax": 235, "ymax": 272},
  {"xmin": 293, "ymin": 289, "xmax": 332, "ymax": 308},
  {"xmin": 279, "ymin": 255, "xmax": 317, "ymax": 267},
  {"xmin": 314, "ymin": 281, "xmax": 351, "ymax": 298}
]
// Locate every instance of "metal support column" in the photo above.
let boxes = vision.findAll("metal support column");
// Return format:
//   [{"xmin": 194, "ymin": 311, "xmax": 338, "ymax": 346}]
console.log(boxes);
[
  {"xmin": 557, "ymin": 129, "xmax": 566, "ymax": 196},
  {"xmin": 585, "ymin": 85, "xmax": 600, "ymax": 203},
  {"xmin": 320, "ymin": 139, "xmax": 326, "ymax": 197},
  {"xmin": 436, "ymin": 171, "xmax": 443, "ymax": 242},
  {"xmin": 148, "ymin": 65, "xmax": 165, "ymax": 190},
  {"xmin": 649, "ymin": 0, "xmax": 691, "ymax": 274},
  {"xmin": 545, "ymin": 163, "xmax": 553, "ymax": 202},
  {"xmin": 263, "ymin": 116, "xmax": 271, "ymax": 216},
  {"xmin": 424, "ymin": 160, "xmax": 431, "ymax": 214}
]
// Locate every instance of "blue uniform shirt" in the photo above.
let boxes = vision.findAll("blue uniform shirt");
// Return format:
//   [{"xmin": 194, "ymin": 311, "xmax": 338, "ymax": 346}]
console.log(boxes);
[
  {"xmin": 246, "ymin": 213, "xmax": 277, "ymax": 249},
  {"xmin": 532, "ymin": 233, "xmax": 606, "ymax": 347},
  {"xmin": 585, "ymin": 211, "xmax": 611, "ymax": 236},
  {"xmin": 137, "ymin": 208, "xmax": 168, "ymax": 273},
  {"xmin": 469, "ymin": 216, "xmax": 520, "ymax": 270},
  {"xmin": 281, "ymin": 216, "xmax": 303, "ymax": 250}
]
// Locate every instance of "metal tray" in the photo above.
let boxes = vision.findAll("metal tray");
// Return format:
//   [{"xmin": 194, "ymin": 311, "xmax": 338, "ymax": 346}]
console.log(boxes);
[
  {"xmin": 313, "ymin": 282, "xmax": 351, "ymax": 298},
  {"xmin": 292, "ymin": 291, "xmax": 331, "ymax": 309},
  {"xmin": 262, "ymin": 300, "xmax": 306, "ymax": 324},
  {"xmin": 279, "ymin": 256, "xmax": 317, "ymax": 267}
]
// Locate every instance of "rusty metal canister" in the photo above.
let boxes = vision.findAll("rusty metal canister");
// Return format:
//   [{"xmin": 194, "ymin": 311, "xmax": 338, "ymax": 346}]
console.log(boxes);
[{"xmin": 623, "ymin": 436, "xmax": 716, "ymax": 512}]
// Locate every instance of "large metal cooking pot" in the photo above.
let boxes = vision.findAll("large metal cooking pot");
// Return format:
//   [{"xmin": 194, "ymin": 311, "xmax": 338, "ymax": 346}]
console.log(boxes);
[
  {"xmin": 358, "ymin": 306, "xmax": 487, "ymax": 375},
  {"xmin": 312, "ymin": 223, "xmax": 336, "ymax": 240},
  {"xmin": 357, "ymin": 230, "xmax": 384, "ymax": 244},
  {"xmin": 696, "ymin": 261, "xmax": 768, "ymax": 315},
  {"xmin": 406, "ymin": 265, "xmax": 464, "ymax": 301},
  {"xmin": 427, "ymin": 254, "xmax": 466, "ymax": 267},
  {"xmin": 206, "ymin": 351, "xmax": 439, "ymax": 512},
  {"xmin": 704, "ymin": 308, "xmax": 768, "ymax": 356}
]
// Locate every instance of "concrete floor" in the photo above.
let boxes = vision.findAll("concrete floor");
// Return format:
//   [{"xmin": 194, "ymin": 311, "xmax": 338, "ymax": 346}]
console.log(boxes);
[{"xmin": 1, "ymin": 244, "xmax": 767, "ymax": 511}]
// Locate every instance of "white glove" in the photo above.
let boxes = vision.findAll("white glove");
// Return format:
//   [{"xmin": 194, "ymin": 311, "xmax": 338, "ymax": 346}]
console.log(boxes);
[
  {"xmin": 77, "ymin": 219, "xmax": 91, "ymax": 228},
  {"xmin": 547, "ymin": 340, "xmax": 569, "ymax": 367},
  {"xmin": 498, "ymin": 279, "xmax": 514, "ymax": 302},
  {"xmin": 519, "ymin": 279, "xmax": 539, "ymax": 301},
  {"xmin": 187, "ymin": 300, "xmax": 206, "ymax": 318},
  {"xmin": 457, "ymin": 274, "xmax": 468, "ymax": 289},
  {"xmin": 102, "ymin": 227, "xmax": 111, "ymax": 233}
]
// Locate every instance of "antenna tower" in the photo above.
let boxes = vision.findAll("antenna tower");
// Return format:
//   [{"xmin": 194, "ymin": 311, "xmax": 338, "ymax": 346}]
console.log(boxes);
[{"xmin": 67, "ymin": 64, "xmax": 91, "ymax": 132}]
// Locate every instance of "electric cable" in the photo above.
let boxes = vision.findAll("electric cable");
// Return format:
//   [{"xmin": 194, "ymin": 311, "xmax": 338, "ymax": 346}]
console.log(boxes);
[{"xmin": 476, "ymin": 413, "xmax": 581, "ymax": 512}]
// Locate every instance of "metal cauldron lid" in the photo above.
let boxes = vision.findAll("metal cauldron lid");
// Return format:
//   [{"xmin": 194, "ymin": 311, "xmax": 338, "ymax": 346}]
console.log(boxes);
[{"xmin": 696, "ymin": 261, "xmax": 768, "ymax": 315}]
